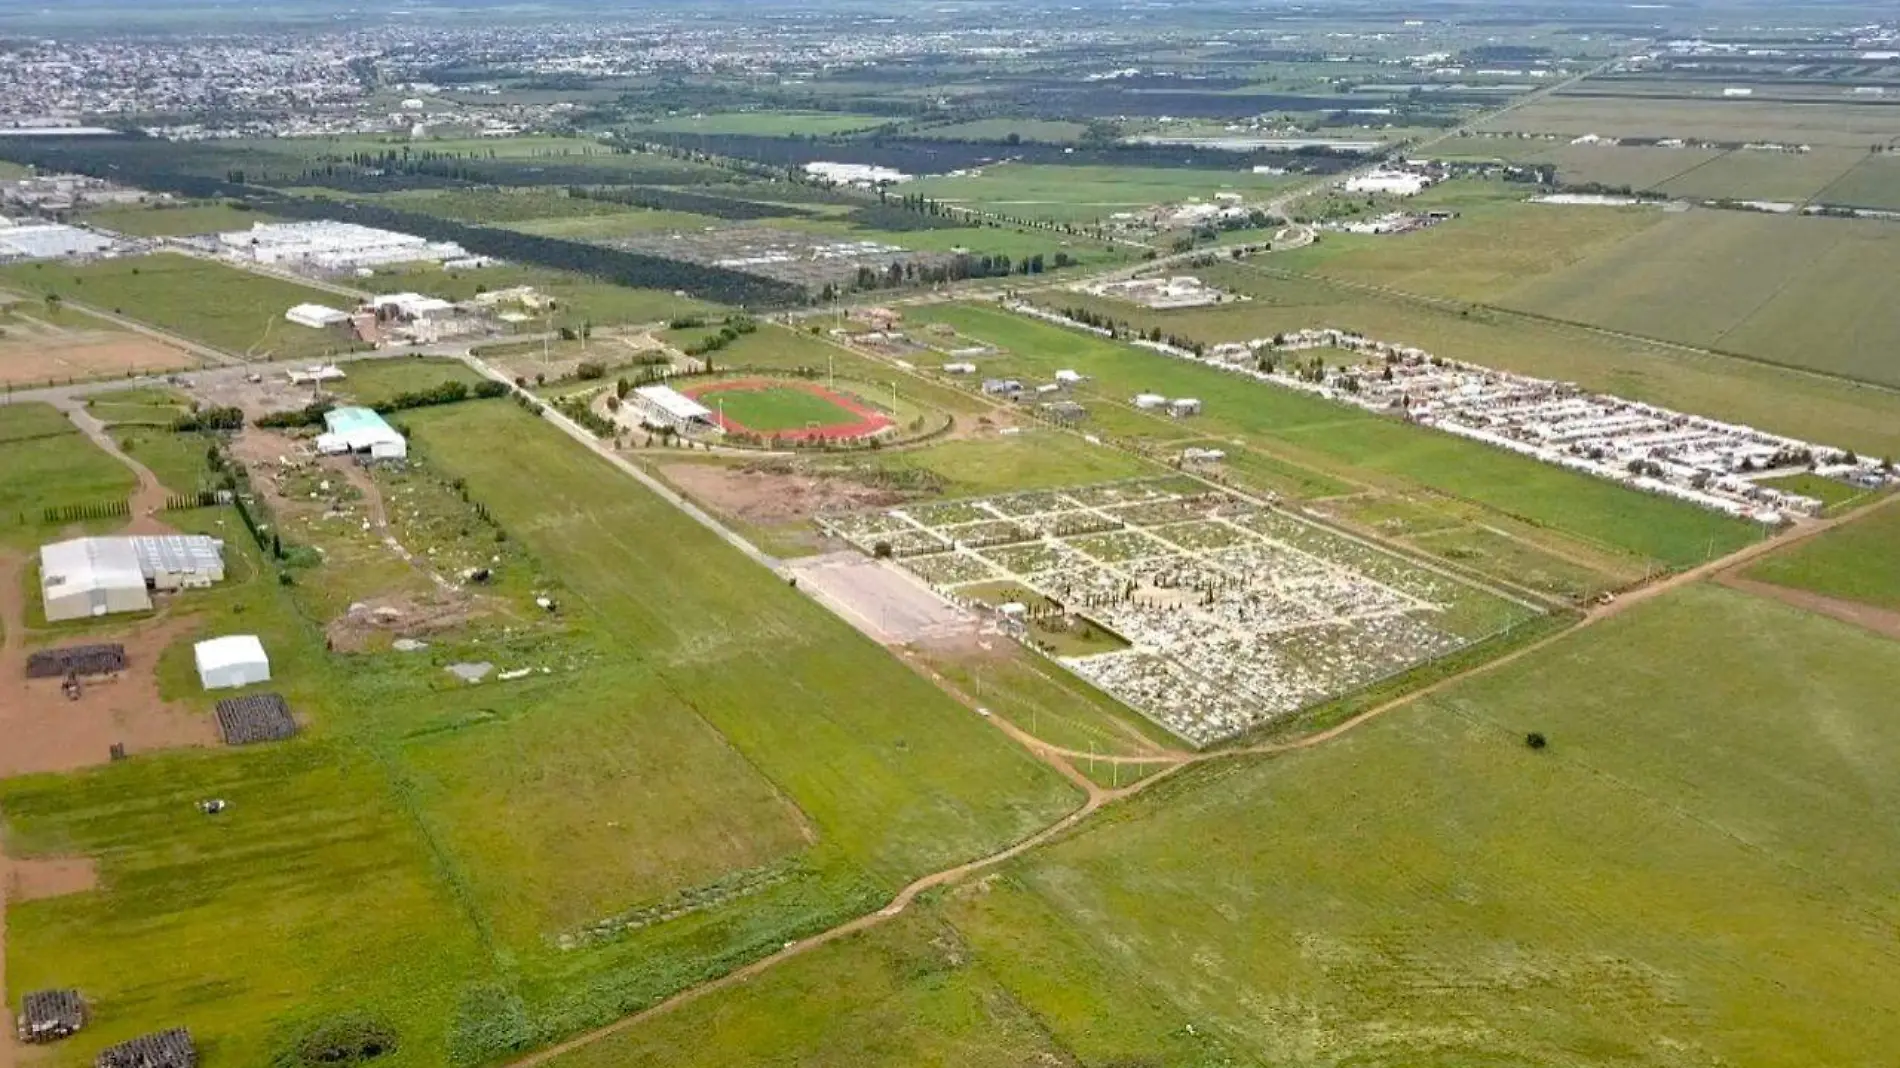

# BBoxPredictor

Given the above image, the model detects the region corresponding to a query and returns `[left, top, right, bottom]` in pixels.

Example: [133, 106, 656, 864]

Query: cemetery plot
[214, 693, 300, 746]
[822, 477, 1540, 745]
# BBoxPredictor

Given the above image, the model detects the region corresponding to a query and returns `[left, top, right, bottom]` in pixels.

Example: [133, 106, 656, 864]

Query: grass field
[367, 263, 711, 329]
[79, 201, 277, 237]
[839, 429, 1151, 497]
[1744, 501, 1900, 612]
[546, 581, 1900, 1067]
[333, 356, 489, 408]
[1502, 210, 1900, 388]
[905, 163, 1298, 223]
[0, 401, 136, 546]
[694, 382, 863, 433]
[1274, 182, 1666, 302]
[910, 304, 1760, 569]
[0, 253, 357, 361]
[909, 118, 1092, 143]
[1754, 471, 1879, 513]
[1654, 147, 1869, 204]
[1106, 262, 1900, 461]
[1479, 94, 1900, 151]
[633, 111, 890, 136]
[1816, 153, 1900, 211]
[372, 188, 647, 225]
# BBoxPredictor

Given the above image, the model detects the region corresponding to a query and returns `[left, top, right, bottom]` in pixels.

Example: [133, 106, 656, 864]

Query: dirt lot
[8, 856, 99, 902]
[788, 551, 977, 648]
[0, 333, 194, 388]
[661, 460, 910, 526]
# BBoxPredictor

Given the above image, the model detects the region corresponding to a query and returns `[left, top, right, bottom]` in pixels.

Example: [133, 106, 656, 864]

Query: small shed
[1170, 398, 1203, 417]
[193, 635, 271, 691]
[1132, 393, 1167, 410]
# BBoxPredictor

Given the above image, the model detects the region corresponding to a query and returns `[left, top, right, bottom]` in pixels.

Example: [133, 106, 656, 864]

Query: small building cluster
[1081, 275, 1241, 309]
[1, 172, 149, 214]
[1132, 393, 1202, 417]
[219, 220, 481, 271]
[1342, 167, 1436, 197]
[1201, 327, 1891, 521]
[285, 289, 498, 346]
[1324, 209, 1457, 236]
[38, 535, 226, 623]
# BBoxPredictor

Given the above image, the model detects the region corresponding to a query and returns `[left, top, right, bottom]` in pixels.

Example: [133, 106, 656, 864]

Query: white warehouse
[220, 220, 472, 270]
[39, 535, 226, 622]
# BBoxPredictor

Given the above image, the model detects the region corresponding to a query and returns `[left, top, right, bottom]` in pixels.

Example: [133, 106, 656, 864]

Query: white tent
[40, 537, 152, 622]
[194, 635, 271, 691]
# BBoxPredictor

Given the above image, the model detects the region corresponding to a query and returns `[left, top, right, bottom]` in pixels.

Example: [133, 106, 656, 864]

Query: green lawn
[693, 382, 862, 432]
[0, 253, 358, 361]
[910, 304, 1760, 569]
[846, 430, 1152, 497]
[0, 402, 136, 545]
[79, 201, 278, 237]
[331, 356, 488, 409]
[1755, 471, 1879, 514]
[1744, 501, 1900, 612]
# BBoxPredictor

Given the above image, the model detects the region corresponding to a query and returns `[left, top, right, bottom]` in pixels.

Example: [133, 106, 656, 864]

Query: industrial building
[1343, 168, 1434, 197]
[316, 406, 406, 459]
[193, 635, 271, 691]
[620, 384, 722, 434]
[38, 535, 226, 622]
[284, 303, 352, 330]
[0, 222, 116, 261]
[219, 220, 472, 270]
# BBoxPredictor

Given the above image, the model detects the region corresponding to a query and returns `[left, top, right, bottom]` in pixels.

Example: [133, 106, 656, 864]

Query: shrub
[447, 984, 534, 1067]
[272, 1013, 398, 1068]
[575, 360, 606, 381]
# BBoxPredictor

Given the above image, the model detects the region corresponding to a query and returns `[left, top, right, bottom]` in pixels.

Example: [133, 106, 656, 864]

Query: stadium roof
[634, 384, 714, 422]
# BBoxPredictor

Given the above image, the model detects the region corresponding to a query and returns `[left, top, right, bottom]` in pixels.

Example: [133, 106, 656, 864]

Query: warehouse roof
[633, 384, 714, 422]
[40, 537, 147, 598]
[132, 535, 224, 575]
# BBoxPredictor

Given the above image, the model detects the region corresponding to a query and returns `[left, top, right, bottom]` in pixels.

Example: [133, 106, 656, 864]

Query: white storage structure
[39, 538, 151, 621]
[194, 635, 271, 691]
[316, 406, 407, 460]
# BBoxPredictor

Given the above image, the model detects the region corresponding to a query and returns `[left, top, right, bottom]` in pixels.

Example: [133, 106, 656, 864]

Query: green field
[910, 118, 1092, 143]
[1479, 94, 1900, 151]
[1744, 501, 1900, 612]
[79, 201, 277, 237]
[547, 582, 1900, 1068]
[1655, 147, 1868, 204]
[2, 396, 1081, 1066]
[1502, 210, 1900, 387]
[633, 111, 890, 137]
[1816, 153, 1900, 211]
[0, 253, 357, 361]
[0, 401, 136, 546]
[331, 356, 489, 408]
[1275, 182, 1666, 302]
[910, 304, 1759, 569]
[844, 429, 1152, 497]
[905, 164, 1297, 223]
[692, 382, 863, 432]
[1755, 471, 1879, 513]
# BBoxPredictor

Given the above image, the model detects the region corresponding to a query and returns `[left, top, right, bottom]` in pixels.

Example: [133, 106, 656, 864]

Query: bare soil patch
[661, 460, 908, 526]
[0, 334, 193, 388]
[7, 857, 99, 902]
[1719, 574, 1900, 642]
[0, 616, 218, 779]
[325, 594, 480, 653]
[788, 551, 977, 648]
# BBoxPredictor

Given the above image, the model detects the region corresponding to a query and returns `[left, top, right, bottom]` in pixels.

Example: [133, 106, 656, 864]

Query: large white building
[219, 220, 472, 270]
[285, 303, 352, 330]
[0, 223, 116, 261]
[620, 384, 722, 434]
[39, 535, 225, 622]
[1343, 169, 1433, 197]
[316, 406, 407, 459]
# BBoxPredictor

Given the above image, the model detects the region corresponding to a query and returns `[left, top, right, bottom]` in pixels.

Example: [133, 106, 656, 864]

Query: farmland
[0, 253, 359, 361]
[904, 164, 1300, 223]
[545, 583, 1900, 1068]
[1477, 94, 1900, 151]
[78, 201, 277, 237]
[1744, 502, 1900, 613]
[907, 303, 1760, 570]
[1502, 210, 1900, 387]
[0, 402, 137, 546]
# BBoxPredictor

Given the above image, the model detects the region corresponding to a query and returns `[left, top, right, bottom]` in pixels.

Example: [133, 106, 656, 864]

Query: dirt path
[59, 401, 175, 533]
[0, 845, 12, 1068]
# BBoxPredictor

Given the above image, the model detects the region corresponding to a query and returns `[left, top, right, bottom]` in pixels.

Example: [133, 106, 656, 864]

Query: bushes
[272, 1014, 398, 1068]
[172, 405, 244, 432]
[253, 378, 504, 427]
[446, 984, 534, 1067]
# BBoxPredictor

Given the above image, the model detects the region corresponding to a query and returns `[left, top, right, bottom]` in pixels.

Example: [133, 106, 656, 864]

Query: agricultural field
[631, 111, 891, 136]
[907, 303, 1761, 571]
[1502, 210, 1900, 387]
[904, 164, 1300, 223]
[0, 292, 197, 388]
[0, 253, 359, 362]
[547, 582, 1900, 1068]
[1477, 94, 1900, 150]
[1064, 262, 1900, 461]
[1653, 147, 1869, 204]
[1743, 501, 1900, 614]
[1815, 153, 1900, 211]
[1275, 182, 1667, 302]
[79, 201, 277, 237]
[909, 118, 1093, 143]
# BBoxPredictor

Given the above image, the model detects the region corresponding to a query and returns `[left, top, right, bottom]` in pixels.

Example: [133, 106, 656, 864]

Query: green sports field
[693, 382, 865, 433]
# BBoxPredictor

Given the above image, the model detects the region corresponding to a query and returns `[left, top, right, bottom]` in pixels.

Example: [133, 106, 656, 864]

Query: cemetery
[822, 477, 1537, 744]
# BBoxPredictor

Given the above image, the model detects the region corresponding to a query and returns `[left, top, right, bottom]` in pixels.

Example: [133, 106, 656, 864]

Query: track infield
[682, 377, 894, 441]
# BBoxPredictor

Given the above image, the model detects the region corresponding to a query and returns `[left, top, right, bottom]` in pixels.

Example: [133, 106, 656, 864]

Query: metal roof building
[316, 406, 407, 459]
[37, 535, 226, 622]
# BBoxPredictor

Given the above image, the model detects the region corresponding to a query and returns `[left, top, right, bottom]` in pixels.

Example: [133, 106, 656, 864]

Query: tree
[872, 540, 894, 559]
[1525, 732, 1548, 750]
